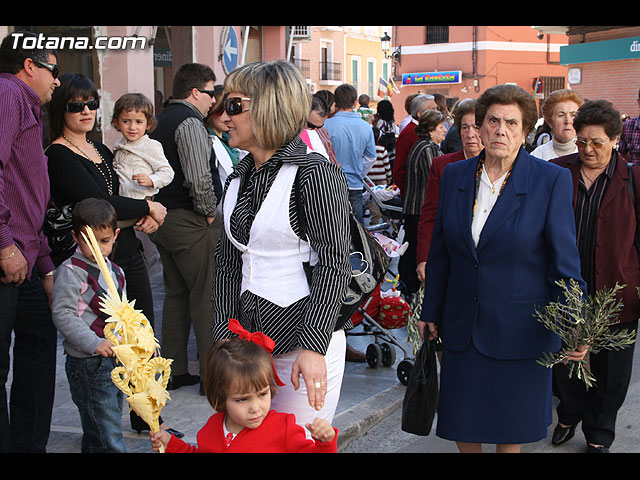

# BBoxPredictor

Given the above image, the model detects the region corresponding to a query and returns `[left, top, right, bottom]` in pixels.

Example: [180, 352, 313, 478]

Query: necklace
[580, 166, 603, 187]
[473, 156, 513, 218]
[485, 165, 512, 194]
[63, 135, 114, 195]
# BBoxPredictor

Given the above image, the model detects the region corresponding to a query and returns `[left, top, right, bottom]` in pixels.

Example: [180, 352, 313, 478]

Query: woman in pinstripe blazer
[211, 61, 352, 429]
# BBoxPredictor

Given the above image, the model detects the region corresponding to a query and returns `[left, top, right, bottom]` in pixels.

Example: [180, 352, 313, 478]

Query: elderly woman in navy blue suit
[420, 84, 588, 453]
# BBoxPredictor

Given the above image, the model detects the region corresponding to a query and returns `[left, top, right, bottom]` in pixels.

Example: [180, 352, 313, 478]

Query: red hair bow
[227, 318, 285, 386]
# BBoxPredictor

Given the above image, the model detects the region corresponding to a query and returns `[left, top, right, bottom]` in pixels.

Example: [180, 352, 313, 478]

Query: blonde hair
[223, 60, 311, 150]
[541, 89, 585, 125]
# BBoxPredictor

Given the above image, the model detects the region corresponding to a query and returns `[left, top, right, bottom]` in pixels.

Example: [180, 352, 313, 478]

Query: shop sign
[560, 36, 640, 65]
[402, 70, 461, 86]
[153, 47, 172, 67]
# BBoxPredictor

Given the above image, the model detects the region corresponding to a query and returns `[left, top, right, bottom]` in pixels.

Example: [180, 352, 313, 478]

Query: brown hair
[71, 197, 118, 235]
[452, 98, 477, 133]
[475, 84, 538, 135]
[541, 89, 584, 125]
[334, 83, 358, 111]
[111, 92, 157, 132]
[172, 62, 216, 100]
[204, 338, 278, 412]
[573, 99, 623, 139]
[415, 109, 445, 138]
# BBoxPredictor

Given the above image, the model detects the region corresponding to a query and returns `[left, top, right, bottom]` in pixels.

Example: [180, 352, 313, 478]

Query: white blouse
[471, 168, 509, 247]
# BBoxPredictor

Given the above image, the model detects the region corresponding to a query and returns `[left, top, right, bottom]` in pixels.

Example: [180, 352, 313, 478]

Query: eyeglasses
[224, 97, 251, 116]
[65, 99, 100, 113]
[307, 120, 324, 130]
[575, 138, 607, 149]
[33, 59, 59, 79]
[197, 88, 216, 98]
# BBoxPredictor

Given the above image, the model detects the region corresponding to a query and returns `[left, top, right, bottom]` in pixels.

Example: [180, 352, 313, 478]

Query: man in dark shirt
[0, 30, 60, 452]
[149, 63, 220, 393]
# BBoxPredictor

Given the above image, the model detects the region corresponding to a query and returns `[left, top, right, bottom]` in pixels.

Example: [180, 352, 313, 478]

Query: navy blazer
[420, 148, 586, 360]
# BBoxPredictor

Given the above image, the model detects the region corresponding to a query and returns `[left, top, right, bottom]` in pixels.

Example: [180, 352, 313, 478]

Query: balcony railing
[291, 58, 310, 78]
[320, 61, 341, 82]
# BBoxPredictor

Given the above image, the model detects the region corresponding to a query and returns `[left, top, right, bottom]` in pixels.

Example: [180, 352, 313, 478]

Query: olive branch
[535, 279, 636, 389]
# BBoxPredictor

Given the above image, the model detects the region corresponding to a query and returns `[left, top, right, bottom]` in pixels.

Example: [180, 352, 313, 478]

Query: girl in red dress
[150, 319, 337, 453]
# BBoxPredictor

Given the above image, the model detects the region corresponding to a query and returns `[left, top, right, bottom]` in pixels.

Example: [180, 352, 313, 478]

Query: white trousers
[271, 329, 346, 435]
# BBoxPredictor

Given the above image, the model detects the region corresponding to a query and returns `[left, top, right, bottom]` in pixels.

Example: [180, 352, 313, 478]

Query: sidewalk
[16, 259, 640, 453]
[38, 267, 411, 453]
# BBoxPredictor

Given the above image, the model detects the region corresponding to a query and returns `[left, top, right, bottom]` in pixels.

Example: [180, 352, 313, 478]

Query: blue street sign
[221, 27, 239, 74]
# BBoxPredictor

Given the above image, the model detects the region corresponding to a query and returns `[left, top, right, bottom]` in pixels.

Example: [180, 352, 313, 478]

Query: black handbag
[401, 339, 438, 436]
[294, 167, 389, 331]
[43, 202, 77, 264]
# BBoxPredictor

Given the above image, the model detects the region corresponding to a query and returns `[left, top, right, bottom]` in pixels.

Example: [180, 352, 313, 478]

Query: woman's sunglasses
[575, 138, 607, 149]
[224, 97, 251, 116]
[65, 99, 100, 113]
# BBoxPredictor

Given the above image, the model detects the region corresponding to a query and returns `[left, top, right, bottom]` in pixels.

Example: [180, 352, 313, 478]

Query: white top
[223, 163, 318, 308]
[210, 134, 234, 214]
[530, 137, 578, 161]
[299, 129, 329, 160]
[471, 168, 509, 248]
[112, 134, 174, 199]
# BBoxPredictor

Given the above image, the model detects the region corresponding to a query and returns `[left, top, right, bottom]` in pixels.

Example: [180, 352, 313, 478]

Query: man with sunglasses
[149, 63, 221, 394]
[0, 30, 60, 452]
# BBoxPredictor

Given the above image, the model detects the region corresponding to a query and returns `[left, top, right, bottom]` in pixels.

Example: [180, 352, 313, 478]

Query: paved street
[342, 345, 640, 454]
[13, 256, 412, 454]
[8, 246, 640, 454]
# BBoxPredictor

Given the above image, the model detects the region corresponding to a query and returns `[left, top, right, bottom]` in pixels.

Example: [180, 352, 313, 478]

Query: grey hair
[411, 94, 435, 118]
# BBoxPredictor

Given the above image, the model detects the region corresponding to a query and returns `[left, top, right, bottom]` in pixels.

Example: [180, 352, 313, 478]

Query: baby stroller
[363, 176, 403, 239]
[344, 177, 414, 384]
[347, 281, 415, 385]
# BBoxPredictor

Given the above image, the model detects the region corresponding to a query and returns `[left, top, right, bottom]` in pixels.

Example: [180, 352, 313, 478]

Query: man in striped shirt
[619, 89, 640, 165]
[0, 31, 60, 452]
[149, 63, 221, 394]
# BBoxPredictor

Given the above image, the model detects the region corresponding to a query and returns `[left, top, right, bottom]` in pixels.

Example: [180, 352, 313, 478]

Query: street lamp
[380, 32, 391, 58]
[380, 31, 400, 66]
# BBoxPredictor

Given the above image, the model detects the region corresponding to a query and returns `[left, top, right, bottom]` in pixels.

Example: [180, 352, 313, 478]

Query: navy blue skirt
[436, 340, 553, 444]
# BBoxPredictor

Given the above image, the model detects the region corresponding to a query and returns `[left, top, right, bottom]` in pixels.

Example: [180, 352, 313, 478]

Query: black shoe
[587, 444, 609, 453]
[167, 373, 200, 391]
[551, 423, 576, 445]
[130, 411, 151, 434]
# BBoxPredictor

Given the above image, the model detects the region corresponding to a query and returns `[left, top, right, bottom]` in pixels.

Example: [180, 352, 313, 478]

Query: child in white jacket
[111, 93, 174, 200]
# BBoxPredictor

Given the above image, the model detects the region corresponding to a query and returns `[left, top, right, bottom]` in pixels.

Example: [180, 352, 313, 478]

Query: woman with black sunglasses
[211, 61, 352, 432]
[44, 73, 182, 441]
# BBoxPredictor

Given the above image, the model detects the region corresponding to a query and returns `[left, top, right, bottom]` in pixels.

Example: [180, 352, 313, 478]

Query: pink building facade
[0, 25, 291, 146]
[389, 26, 570, 123]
